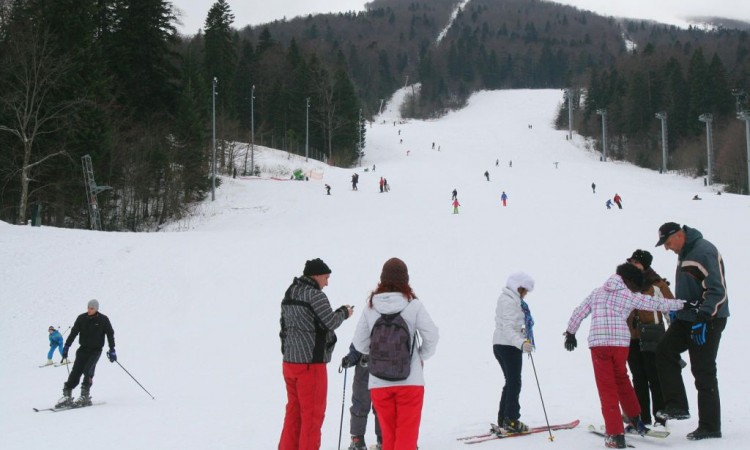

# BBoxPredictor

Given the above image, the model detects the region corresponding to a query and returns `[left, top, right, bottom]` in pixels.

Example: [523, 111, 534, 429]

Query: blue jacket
[674, 226, 730, 322]
[49, 330, 64, 347]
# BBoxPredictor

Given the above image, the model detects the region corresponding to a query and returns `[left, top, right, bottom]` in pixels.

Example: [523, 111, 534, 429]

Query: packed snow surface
[1, 89, 747, 449]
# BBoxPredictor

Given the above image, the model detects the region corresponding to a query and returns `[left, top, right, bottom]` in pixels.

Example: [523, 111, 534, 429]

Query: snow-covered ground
[1, 88, 748, 450]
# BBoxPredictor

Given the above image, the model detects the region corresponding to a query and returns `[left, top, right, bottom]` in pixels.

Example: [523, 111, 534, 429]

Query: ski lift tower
[81, 154, 111, 231]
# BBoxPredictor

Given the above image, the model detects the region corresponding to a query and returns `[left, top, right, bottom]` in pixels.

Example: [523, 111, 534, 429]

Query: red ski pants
[278, 362, 328, 450]
[590, 346, 641, 435]
[370, 386, 424, 450]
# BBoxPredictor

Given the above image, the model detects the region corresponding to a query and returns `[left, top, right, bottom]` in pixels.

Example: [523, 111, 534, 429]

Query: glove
[107, 348, 117, 363]
[682, 298, 702, 310]
[521, 341, 534, 353]
[340, 346, 361, 369]
[691, 322, 707, 345]
[62, 344, 69, 360]
[341, 355, 355, 369]
[564, 332, 577, 352]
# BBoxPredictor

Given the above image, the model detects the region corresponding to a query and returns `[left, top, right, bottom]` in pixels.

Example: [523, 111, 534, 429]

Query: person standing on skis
[46, 326, 64, 366]
[491, 272, 536, 435]
[564, 264, 686, 448]
[341, 344, 383, 450]
[57, 299, 116, 407]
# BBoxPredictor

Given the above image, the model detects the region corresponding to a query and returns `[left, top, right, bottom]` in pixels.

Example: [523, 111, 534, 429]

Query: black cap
[303, 258, 332, 276]
[628, 249, 653, 269]
[655, 222, 681, 247]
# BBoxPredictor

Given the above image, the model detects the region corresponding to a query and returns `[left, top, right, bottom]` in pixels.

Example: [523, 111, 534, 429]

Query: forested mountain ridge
[1, 0, 749, 231]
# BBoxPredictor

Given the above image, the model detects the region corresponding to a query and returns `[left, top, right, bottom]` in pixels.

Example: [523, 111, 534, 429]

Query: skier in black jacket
[56, 299, 116, 407]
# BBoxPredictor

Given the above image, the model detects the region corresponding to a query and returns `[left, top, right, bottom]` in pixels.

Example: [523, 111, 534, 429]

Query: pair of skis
[457, 419, 580, 444]
[587, 423, 670, 448]
[38, 361, 71, 368]
[33, 401, 105, 413]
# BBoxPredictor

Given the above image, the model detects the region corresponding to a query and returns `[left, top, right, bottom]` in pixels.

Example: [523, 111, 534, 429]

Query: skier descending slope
[56, 299, 116, 408]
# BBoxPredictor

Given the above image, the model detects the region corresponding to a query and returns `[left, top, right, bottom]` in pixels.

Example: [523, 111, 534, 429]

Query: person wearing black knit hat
[278, 259, 353, 450]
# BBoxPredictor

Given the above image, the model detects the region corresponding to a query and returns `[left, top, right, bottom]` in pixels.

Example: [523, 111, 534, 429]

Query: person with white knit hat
[491, 272, 536, 436]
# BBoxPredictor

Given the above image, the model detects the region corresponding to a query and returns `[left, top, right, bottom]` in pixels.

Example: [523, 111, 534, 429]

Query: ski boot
[43, 359, 54, 366]
[502, 418, 529, 434]
[604, 434, 627, 449]
[625, 416, 649, 436]
[55, 387, 73, 408]
[75, 385, 92, 407]
[348, 435, 366, 450]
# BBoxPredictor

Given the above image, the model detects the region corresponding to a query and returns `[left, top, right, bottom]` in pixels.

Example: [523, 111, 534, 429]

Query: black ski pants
[494, 344, 523, 423]
[656, 318, 726, 432]
[65, 347, 102, 391]
[627, 340, 663, 424]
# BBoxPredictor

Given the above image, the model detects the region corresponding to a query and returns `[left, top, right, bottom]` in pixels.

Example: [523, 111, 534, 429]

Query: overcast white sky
[171, 0, 750, 34]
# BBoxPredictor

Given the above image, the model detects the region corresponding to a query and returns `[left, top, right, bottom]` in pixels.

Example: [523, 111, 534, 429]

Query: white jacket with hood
[352, 292, 439, 389]
[493, 272, 534, 349]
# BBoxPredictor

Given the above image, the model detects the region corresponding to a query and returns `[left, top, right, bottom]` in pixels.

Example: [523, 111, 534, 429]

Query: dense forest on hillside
[1, 0, 749, 230]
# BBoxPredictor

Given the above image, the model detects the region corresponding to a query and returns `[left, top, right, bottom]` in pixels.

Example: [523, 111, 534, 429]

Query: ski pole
[337, 365, 348, 450]
[60, 326, 71, 337]
[115, 360, 155, 399]
[528, 352, 554, 441]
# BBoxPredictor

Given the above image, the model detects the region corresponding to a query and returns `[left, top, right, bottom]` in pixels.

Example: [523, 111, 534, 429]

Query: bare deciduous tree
[0, 26, 82, 224]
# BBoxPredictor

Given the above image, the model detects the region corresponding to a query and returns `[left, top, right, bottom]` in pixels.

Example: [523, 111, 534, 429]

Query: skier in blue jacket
[46, 326, 64, 365]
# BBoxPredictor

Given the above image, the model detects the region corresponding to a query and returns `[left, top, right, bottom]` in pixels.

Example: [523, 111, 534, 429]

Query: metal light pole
[655, 112, 668, 173]
[699, 113, 714, 185]
[596, 108, 607, 161]
[738, 110, 750, 194]
[211, 77, 217, 201]
[357, 108, 362, 166]
[567, 89, 573, 140]
[251, 84, 255, 176]
[305, 97, 310, 162]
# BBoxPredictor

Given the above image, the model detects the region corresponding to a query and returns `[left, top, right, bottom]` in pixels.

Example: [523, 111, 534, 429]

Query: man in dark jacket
[278, 258, 353, 450]
[57, 299, 116, 407]
[654, 223, 729, 440]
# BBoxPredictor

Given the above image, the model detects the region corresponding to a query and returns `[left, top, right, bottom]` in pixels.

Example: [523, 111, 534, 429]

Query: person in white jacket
[352, 258, 439, 450]
[492, 272, 536, 435]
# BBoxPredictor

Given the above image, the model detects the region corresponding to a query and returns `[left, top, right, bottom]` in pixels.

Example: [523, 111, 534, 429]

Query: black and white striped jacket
[279, 276, 347, 363]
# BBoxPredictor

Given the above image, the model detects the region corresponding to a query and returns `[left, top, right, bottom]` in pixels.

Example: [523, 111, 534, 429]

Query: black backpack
[368, 312, 415, 381]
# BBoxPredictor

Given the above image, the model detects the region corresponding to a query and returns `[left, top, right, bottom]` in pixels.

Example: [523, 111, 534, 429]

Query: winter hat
[628, 249, 653, 269]
[616, 263, 645, 291]
[380, 258, 409, 285]
[48, 326, 55, 331]
[655, 222, 681, 246]
[303, 258, 332, 277]
[506, 272, 535, 293]
[87, 299, 99, 311]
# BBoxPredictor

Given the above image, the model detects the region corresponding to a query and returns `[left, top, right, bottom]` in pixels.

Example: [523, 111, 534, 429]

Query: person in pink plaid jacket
[564, 263, 686, 449]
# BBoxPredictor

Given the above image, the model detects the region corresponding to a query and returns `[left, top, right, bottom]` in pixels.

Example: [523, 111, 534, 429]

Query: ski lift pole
[528, 351, 554, 441]
[115, 361, 155, 399]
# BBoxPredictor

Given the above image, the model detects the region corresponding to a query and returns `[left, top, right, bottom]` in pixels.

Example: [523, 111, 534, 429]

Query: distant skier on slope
[484, 171, 490, 181]
[45, 326, 64, 366]
[606, 199, 613, 209]
[452, 189, 458, 201]
[501, 191, 508, 207]
[614, 193, 623, 209]
[452, 198, 460, 214]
